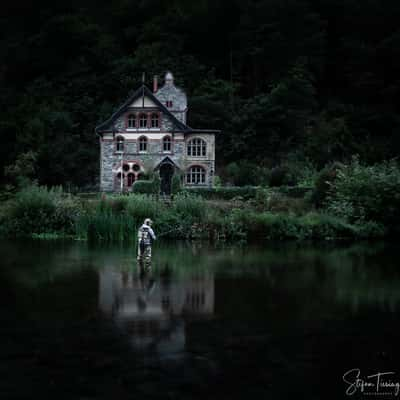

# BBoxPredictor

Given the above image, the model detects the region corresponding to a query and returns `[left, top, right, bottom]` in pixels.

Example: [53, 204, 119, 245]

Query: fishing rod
[157, 225, 184, 238]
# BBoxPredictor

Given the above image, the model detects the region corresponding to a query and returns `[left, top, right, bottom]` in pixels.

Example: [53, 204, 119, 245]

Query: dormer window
[116, 136, 124, 152]
[151, 113, 159, 128]
[127, 114, 136, 128]
[139, 113, 147, 128]
[166, 100, 173, 108]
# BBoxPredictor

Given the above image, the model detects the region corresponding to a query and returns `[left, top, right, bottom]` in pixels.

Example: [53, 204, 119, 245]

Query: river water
[1, 239, 400, 399]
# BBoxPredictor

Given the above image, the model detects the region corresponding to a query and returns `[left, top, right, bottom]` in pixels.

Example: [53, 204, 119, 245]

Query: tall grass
[1, 186, 387, 242]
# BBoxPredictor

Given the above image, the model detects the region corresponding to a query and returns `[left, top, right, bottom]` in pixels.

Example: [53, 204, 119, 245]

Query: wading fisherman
[137, 218, 156, 265]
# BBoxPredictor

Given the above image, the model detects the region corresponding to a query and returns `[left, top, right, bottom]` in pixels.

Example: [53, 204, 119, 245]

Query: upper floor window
[151, 113, 159, 128]
[139, 136, 148, 152]
[163, 136, 172, 152]
[166, 100, 173, 108]
[127, 114, 136, 128]
[116, 136, 124, 152]
[139, 113, 147, 128]
[186, 166, 206, 184]
[187, 138, 206, 157]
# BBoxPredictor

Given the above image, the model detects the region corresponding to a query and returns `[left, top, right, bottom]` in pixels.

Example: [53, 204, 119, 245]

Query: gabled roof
[154, 156, 181, 170]
[95, 85, 190, 134]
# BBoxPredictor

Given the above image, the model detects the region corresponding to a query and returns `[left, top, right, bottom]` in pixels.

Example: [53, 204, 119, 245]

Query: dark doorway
[159, 163, 174, 195]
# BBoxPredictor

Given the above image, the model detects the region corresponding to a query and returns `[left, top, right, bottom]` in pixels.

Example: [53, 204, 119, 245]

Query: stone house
[96, 72, 219, 194]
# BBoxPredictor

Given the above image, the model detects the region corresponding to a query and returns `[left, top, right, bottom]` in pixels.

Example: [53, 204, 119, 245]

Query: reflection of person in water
[136, 261, 156, 313]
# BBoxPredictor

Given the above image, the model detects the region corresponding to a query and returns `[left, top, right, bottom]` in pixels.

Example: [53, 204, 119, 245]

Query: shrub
[223, 161, 269, 186]
[269, 166, 294, 187]
[4, 185, 78, 236]
[132, 181, 155, 194]
[152, 174, 161, 194]
[326, 157, 400, 232]
[229, 209, 359, 241]
[171, 173, 182, 195]
[311, 162, 341, 207]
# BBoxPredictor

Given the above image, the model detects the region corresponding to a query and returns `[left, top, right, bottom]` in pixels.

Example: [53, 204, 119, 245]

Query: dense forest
[1, 0, 400, 189]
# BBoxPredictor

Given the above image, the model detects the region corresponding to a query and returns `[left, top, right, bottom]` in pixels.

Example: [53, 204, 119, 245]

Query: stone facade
[96, 72, 219, 194]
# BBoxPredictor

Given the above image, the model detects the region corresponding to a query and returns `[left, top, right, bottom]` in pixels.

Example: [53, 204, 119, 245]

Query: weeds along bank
[0, 182, 396, 243]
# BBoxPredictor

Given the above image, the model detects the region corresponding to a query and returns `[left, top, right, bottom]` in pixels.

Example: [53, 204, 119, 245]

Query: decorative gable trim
[95, 85, 190, 135]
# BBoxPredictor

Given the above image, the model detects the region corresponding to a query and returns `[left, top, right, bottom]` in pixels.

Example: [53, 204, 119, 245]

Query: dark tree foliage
[1, 0, 399, 187]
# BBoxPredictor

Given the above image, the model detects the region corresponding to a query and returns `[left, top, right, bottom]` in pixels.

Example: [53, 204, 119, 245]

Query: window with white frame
[151, 113, 159, 128]
[139, 113, 147, 128]
[163, 136, 172, 152]
[187, 138, 206, 157]
[116, 136, 124, 152]
[139, 136, 148, 152]
[186, 166, 206, 184]
[127, 114, 136, 128]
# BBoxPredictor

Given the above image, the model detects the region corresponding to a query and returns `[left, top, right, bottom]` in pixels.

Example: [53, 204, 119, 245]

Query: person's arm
[149, 227, 156, 240]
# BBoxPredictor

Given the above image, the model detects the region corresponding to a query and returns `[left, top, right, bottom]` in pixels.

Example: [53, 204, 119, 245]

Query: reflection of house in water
[99, 268, 214, 356]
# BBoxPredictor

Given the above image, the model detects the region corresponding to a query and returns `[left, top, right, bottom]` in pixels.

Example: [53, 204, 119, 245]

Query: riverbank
[0, 184, 388, 242]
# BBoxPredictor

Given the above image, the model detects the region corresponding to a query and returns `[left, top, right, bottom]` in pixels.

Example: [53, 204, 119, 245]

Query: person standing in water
[137, 218, 156, 266]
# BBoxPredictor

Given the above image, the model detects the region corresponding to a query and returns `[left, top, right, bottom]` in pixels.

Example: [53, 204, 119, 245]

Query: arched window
[116, 136, 124, 152]
[127, 173, 135, 187]
[127, 114, 136, 128]
[163, 136, 172, 152]
[186, 166, 206, 184]
[187, 138, 206, 157]
[139, 136, 148, 152]
[139, 113, 147, 128]
[151, 113, 159, 128]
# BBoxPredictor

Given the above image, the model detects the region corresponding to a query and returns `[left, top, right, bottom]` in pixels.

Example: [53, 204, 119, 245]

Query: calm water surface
[1, 240, 400, 399]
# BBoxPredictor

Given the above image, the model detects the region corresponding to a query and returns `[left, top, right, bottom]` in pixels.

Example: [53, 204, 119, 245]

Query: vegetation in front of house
[0, 158, 398, 242]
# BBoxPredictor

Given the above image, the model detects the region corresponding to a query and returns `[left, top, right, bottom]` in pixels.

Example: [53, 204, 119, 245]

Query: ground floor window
[186, 166, 206, 184]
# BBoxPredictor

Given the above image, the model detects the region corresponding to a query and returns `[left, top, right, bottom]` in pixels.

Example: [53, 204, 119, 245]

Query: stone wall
[155, 82, 187, 124]
[100, 133, 215, 192]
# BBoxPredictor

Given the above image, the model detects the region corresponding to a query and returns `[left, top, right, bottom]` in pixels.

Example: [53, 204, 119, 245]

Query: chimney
[153, 75, 158, 93]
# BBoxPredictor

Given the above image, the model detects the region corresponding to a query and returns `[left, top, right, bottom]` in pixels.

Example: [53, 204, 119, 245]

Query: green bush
[269, 166, 293, 187]
[132, 176, 161, 195]
[229, 209, 359, 241]
[4, 185, 78, 236]
[326, 157, 400, 232]
[312, 162, 341, 207]
[171, 173, 182, 195]
[223, 161, 269, 186]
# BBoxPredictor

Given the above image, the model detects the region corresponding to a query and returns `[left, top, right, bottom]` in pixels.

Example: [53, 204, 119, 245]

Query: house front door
[159, 163, 174, 195]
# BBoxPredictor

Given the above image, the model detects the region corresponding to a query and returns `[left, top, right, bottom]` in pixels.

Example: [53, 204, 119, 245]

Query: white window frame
[187, 138, 206, 157]
[186, 166, 206, 184]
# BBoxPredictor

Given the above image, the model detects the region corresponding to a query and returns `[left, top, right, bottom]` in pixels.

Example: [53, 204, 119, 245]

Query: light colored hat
[144, 218, 153, 225]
